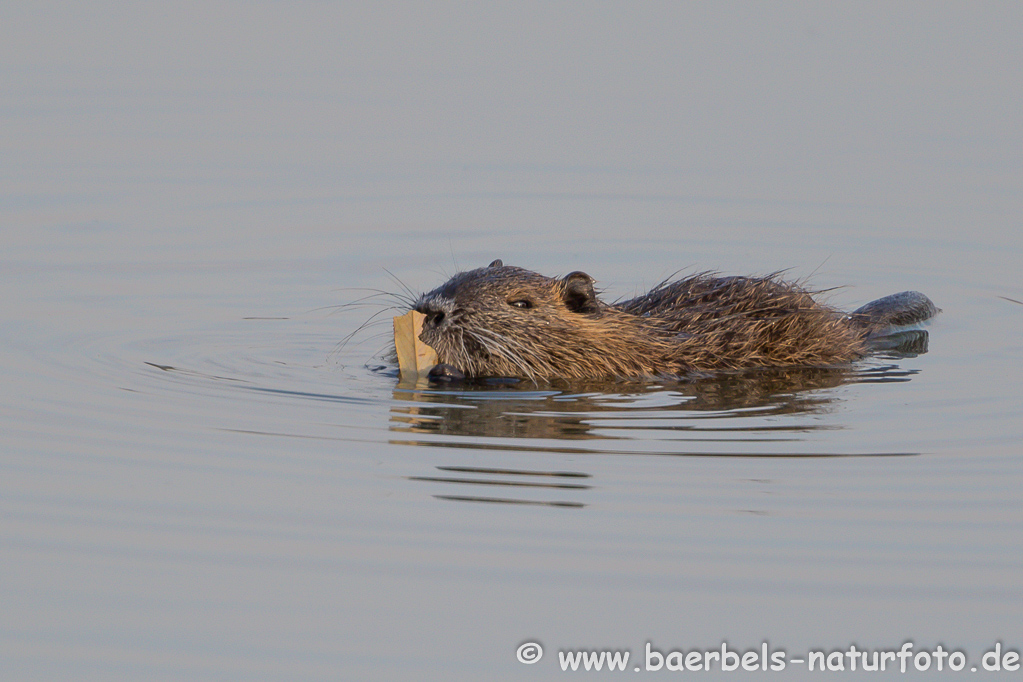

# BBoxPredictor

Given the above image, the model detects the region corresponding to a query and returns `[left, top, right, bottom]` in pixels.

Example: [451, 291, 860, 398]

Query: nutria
[409, 260, 938, 381]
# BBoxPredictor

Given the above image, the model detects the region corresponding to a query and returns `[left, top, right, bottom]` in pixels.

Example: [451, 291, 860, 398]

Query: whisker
[316, 288, 416, 312]
[466, 328, 538, 382]
[333, 307, 400, 355]
[382, 268, 419, 306]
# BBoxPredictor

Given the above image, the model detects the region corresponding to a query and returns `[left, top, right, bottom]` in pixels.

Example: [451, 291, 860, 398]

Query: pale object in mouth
[393, 310, 439, 379]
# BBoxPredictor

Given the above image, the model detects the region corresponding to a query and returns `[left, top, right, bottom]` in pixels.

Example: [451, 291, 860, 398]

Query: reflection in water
[411, 465, 591, 508]
[866, 328, 930, 355]
[390, 344, 927, 506]
[411, 465, 591, 489]
[390, 365, 922, 439]
[433, 495, 585, 508]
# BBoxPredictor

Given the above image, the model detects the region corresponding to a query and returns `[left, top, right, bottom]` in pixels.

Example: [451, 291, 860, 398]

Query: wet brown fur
[411, 262, 935, 381]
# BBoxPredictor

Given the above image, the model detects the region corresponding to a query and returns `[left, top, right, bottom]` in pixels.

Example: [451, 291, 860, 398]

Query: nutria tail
[850, 291, 940, 336]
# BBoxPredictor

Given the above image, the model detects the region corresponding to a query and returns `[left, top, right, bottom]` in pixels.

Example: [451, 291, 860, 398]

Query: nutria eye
[508, 299, 533, 309]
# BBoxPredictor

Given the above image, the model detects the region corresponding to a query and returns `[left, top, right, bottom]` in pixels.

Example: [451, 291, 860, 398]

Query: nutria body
[410, 260, 938, 381]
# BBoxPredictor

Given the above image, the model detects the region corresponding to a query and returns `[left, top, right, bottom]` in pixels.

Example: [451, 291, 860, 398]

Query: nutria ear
[562, 271, 598, 313]
[488, 259, 503, 268]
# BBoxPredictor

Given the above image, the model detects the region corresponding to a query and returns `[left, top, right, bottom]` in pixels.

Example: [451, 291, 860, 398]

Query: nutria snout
[409, 259, 938, 381]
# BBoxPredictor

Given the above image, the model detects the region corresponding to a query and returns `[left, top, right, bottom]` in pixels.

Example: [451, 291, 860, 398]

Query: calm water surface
[2, 4, 1021, 680]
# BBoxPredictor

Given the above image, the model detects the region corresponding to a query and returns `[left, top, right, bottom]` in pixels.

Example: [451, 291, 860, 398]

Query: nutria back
[410, 260, 937, 381]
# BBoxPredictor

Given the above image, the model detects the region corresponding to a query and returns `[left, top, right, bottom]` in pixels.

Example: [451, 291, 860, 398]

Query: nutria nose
[415, 303, 446, 328]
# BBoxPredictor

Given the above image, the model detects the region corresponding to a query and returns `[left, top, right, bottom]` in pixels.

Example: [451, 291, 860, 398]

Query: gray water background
[2, 3, 1021, 680]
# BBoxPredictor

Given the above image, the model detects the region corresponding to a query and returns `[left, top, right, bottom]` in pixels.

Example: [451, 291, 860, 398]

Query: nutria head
[413, 260, 670, 380]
